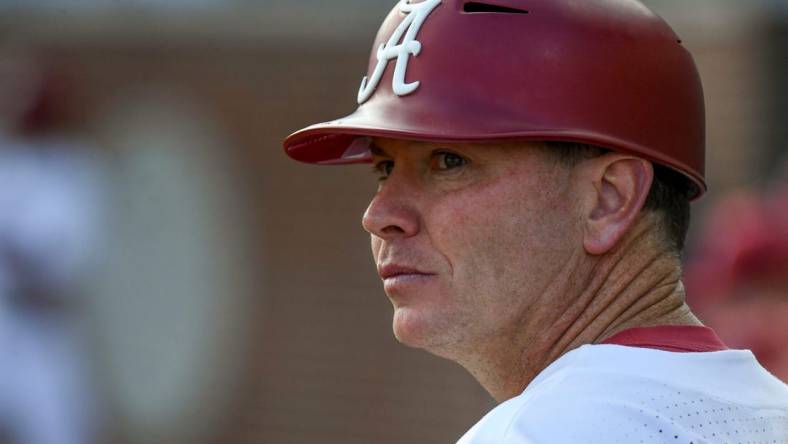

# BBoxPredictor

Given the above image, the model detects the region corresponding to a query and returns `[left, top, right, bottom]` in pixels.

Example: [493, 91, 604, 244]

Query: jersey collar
[600, 325, 729, 352]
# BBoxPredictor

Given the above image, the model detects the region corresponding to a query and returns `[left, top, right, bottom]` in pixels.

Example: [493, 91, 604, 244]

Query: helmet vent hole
[462, 2, 529, 14]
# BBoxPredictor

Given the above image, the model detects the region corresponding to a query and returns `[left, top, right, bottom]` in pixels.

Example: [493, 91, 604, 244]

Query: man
[283, 0, 788, 442]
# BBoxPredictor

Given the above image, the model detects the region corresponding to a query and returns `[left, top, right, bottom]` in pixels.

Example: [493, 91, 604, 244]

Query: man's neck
[459, 223, 702, 403]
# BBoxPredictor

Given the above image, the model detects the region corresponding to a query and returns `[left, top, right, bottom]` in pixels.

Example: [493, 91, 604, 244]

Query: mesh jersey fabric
[456, 344, 788, 444]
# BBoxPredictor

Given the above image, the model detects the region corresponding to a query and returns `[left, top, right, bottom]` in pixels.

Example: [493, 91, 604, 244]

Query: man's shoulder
[458, 356, 665, 443]
[458, 345, 651, 443]
[457, 344, 788, 444]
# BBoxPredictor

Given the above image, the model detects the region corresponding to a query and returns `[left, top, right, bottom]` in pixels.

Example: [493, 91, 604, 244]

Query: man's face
[362, 138, 582, 359]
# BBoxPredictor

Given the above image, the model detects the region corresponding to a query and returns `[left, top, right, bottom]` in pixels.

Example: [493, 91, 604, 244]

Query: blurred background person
[0, 48, 104, 444]
[685, 164, 788, 382]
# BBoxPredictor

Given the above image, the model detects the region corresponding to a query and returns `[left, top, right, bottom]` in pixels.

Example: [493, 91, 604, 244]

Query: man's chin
[392, 307, 433, 345]
[391, 307, 457, 358]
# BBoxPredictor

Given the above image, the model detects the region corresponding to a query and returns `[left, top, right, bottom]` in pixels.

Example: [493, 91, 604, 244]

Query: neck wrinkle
[540, 221, 697, 392]
[538, 249, 612, 371]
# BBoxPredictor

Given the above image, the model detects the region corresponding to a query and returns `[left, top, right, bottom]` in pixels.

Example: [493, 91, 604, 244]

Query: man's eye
[373, 160, 394, 180]
[435, 152, 467, 170]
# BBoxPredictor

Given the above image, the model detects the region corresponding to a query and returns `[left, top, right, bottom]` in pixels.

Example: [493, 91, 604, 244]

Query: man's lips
[377, 264, 437, 292]
[378, 264, 435, 280]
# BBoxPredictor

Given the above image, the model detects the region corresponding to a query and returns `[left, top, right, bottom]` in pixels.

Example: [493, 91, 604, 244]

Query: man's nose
[362, 182, 420, 240]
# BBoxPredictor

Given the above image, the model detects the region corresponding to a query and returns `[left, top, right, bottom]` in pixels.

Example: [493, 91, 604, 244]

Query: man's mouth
[378, 264, 434, 280]
[377, 264, 437, 293]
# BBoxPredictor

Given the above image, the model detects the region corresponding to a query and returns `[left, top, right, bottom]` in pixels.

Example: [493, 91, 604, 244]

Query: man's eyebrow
[369, 142, 390, 157]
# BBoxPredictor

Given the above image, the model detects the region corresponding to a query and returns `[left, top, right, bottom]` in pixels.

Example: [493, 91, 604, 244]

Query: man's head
[283, 0, 706, 365]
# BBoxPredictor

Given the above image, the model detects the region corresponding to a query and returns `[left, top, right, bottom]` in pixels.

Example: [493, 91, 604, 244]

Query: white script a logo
[357, 0, 442, 104]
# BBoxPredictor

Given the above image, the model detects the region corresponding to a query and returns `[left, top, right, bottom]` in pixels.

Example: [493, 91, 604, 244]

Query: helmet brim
[283, 110, 707, 200]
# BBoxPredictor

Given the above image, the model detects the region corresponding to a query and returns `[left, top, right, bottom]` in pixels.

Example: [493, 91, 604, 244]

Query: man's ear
[579, 154, 654, 255]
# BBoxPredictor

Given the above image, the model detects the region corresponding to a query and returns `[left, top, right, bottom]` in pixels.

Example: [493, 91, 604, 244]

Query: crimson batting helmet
[283, 0, 707, 198]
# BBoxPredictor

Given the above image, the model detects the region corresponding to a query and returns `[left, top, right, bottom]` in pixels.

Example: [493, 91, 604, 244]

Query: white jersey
[458, 344, 788, 444]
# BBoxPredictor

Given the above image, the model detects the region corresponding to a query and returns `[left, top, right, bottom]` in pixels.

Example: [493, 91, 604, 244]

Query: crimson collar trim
[600, 325, 729, 352]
